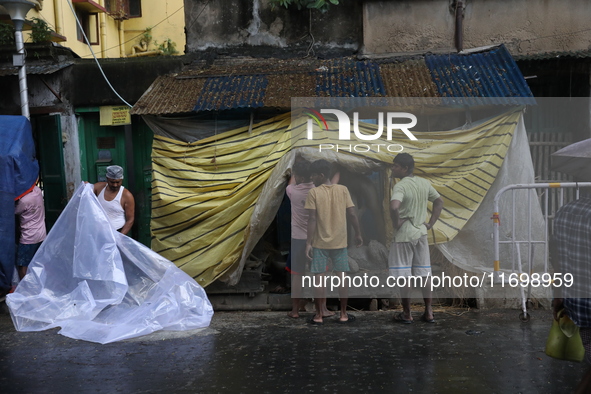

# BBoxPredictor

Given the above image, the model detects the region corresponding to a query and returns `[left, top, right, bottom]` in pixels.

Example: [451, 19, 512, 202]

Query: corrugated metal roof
[380, 59, 439, 97]
[425, 46, 534, 104]
[313, 58, 386, 97]
[131, 75, 205, 115]
[131, 44, 533, 115]
[194, 74, 269, 111]
[0, 61, 73, 77]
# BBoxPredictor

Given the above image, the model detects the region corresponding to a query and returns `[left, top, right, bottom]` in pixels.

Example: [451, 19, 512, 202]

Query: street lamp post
[0, 0, 35, 119]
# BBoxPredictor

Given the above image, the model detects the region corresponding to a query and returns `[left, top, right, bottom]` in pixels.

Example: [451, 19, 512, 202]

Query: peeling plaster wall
[27, 74, 65, 109]
[363, 1, 455, 54]
[363, 0, 591, 56]
[0, 74, 80, 199]
[184, 0, 361, 53]
[0, 68, 79, 196]
[62, 114, 82, 199]
[462, 0, 591, 55]
[20, 72, 81, 199]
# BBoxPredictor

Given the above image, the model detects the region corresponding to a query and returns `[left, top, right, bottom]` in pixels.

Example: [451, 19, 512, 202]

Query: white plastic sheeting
[7, 183, 213, 344]
[437, 115, 546, 274]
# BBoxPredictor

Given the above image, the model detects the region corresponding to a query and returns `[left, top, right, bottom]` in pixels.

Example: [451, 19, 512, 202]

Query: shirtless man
[93, 165, 135, 236]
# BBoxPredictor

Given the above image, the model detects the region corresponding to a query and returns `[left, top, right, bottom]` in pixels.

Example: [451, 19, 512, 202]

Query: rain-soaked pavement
[0, 305, 587, 393]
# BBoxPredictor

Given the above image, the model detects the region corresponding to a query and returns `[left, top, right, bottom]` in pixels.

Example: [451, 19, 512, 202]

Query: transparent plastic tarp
[7, 183, 213, 344]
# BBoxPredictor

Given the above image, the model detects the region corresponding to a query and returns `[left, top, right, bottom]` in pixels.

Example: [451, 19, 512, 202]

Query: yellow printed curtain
[151, 110, 521, 287]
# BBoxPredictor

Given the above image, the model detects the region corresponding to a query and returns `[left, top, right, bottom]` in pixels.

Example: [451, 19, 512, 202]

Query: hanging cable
[66, 0, 132, 107]
[186, 0, 212, 31]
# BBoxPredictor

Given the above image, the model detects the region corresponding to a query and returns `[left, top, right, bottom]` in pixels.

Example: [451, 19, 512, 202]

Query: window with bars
[105, 0, 142, 19]
[129, 0, 142, 18]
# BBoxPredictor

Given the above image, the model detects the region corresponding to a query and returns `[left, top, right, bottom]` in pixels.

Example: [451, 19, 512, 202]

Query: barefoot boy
[305, 160, 363, 324]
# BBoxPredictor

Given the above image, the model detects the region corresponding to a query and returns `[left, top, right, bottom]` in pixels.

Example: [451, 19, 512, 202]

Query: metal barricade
[492, 182, 591, 321]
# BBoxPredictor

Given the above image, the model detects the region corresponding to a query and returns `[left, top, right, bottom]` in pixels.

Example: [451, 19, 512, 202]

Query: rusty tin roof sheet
[131, 45, 533, 115]
[0, 61, 73, 77]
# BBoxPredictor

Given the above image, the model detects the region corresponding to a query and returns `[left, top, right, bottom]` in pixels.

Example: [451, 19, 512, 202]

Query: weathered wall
[0, 44, 185, 200]
[363, 0, 591, 56]
[68, 56, 185, 106]
[61, 114, 82, 198]
[0, 45, 184, 110]
[363, 0, 454, 54]
[17, 0, 186, 58]
[0, 47, 74, 119]
[124, 0, 187, 56]
[184, 0, 361, 55]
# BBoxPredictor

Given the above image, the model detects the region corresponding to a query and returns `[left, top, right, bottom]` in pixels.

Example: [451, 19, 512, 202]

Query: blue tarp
[0, 116, 39, 291]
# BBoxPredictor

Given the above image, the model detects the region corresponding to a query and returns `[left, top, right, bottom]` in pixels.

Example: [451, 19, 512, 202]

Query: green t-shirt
[391, 176, 440, 242]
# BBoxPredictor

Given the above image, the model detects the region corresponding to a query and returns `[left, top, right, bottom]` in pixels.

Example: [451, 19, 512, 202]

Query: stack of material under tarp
[7, 183, 213, 344]
[0, 116, 39, 293]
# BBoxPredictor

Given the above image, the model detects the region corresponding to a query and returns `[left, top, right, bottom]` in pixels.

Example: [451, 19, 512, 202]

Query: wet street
[0, 306, 587, 393]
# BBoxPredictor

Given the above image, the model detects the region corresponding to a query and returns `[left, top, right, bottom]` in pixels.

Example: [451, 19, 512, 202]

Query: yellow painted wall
[14, 0, 185, 58]
[124, 1, 186, 56]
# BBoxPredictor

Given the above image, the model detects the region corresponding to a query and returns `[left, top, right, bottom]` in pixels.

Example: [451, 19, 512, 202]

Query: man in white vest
[93, 165, 135, 236]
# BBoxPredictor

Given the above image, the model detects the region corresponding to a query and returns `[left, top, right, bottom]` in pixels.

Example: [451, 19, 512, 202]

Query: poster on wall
[100, 106, 131, 126]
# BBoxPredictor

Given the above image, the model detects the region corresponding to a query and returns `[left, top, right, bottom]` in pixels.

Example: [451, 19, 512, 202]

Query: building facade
[0, 0, 186, 58]
[0, 1, 188, 245]
[2, 0, 590, 266]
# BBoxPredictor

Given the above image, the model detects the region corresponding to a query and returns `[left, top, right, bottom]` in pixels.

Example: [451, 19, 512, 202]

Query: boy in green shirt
[389, 153, 444, 324]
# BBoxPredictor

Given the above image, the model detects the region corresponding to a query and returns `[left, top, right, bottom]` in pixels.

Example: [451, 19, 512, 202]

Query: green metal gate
[33, 114, 67, 232]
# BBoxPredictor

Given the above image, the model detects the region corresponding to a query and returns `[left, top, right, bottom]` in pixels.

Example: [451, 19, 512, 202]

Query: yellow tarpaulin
[151, 110, 522, 287]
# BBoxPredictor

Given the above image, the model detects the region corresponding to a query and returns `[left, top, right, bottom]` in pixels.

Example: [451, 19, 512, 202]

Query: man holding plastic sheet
[552, 192, 591, 393]
[92, 165, 135, 236]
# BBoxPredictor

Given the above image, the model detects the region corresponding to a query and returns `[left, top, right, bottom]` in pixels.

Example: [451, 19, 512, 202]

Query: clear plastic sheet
[6, 183, 214, 344]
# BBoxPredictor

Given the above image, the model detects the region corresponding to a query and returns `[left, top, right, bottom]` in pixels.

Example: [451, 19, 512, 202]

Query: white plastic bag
[7, 183, 213, 344]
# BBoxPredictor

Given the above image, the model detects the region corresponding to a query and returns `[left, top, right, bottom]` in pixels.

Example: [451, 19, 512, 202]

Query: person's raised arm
[331, 171, 340, 184]
[288, 173, 296, 186]
[92, 182, 106, 196]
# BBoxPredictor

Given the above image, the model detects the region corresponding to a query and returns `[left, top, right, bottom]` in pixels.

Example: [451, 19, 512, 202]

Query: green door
[78, 110, 153, 247]
[33, 115, 67, 232]
[79, 112, 128, 183]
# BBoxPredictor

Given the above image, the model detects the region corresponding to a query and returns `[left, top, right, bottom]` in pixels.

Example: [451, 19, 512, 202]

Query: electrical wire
[185, 0, 212, 32]
[66, 0, 132, 107]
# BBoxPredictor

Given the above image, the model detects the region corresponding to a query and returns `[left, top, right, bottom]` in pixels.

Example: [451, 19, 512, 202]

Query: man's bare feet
[338, 312, 356, 323]
[307, 314, 323, 325]
[287, 311, 300, 318]
[321, 308, 335, 318]
[421, 307, 435, 323]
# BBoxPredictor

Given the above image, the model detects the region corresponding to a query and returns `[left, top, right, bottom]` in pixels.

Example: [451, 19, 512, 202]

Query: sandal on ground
[420, 314, 436, 323]
[394, 312, 413, 324]
[336, 313, 356, 324]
